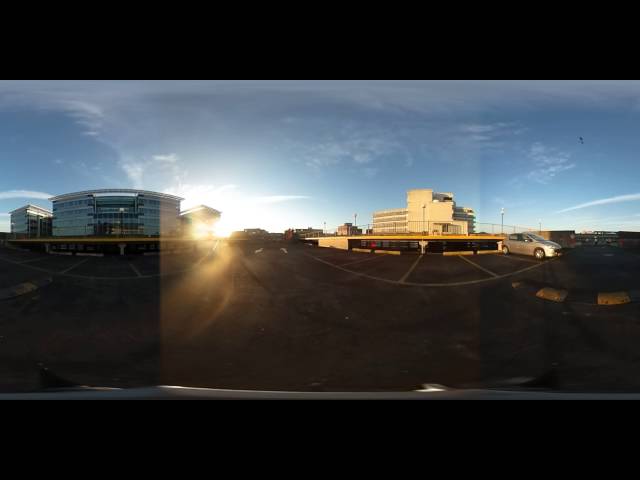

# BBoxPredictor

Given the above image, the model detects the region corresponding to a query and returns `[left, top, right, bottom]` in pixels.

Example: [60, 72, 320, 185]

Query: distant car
[502, 233, 562, 260]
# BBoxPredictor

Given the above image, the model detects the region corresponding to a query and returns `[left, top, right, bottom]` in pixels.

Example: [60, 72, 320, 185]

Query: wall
[318, 236, 350, 250]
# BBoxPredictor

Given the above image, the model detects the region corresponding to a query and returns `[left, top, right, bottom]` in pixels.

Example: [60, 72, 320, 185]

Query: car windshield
[1, 80, 640, 396]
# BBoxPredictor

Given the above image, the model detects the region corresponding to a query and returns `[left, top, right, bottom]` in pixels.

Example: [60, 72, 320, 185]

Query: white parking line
[457, 255, 498, 278]
[308, 253, 552, 287]
[399, 255, 423, 283]
[341, 255, 385, 267]
[60, 257, 90, 275]
[255, 248, 263, 254]
[18, 257, 48, 264]
[498, 254, 538, 264]
[129, 262, 142, 277]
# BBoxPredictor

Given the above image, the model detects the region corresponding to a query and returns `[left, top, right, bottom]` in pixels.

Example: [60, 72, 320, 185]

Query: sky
[2, 80, 640, 234]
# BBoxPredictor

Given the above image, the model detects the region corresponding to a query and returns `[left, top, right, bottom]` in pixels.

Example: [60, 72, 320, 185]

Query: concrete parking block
[0, 277, 52, 301]
[536, 287, 568, 303]
[597, 291, 631, 306]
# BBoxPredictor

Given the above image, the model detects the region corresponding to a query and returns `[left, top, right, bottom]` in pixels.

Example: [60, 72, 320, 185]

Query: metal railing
[303, 221, 470, 237]
[301, 221, 539, 238]
[474, 223, 538, 235]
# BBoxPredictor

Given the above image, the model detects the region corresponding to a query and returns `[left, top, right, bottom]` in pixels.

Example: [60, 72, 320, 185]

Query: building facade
[179, 205, 221, 238]
[9, 204, 53, 238]
[50, 189, 183, 237]
[372, 189, 475, 235]
[294, 227, 324, 237]
[453, 206, 476, 234]
[337, 223, 363, 236]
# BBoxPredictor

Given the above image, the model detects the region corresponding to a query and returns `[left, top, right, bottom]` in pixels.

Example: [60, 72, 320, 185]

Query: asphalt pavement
[1, 242, 640, 392]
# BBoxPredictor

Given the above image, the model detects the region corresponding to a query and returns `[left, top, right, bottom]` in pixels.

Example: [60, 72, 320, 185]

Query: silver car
[502, 233, 562, 260]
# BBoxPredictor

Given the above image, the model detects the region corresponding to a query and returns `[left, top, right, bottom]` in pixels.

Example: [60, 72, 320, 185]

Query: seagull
[579, 137, 584, 144]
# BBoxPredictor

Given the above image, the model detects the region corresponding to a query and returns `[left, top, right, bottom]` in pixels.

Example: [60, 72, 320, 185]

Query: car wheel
[502, 246, 509, 255]
[534, 248, 545, 260]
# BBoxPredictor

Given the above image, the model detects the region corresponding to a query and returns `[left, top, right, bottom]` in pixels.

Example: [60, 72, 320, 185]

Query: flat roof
[49, 189, 184, 202]
[179, 205, 222, 216]
[8, 204, 53, 215]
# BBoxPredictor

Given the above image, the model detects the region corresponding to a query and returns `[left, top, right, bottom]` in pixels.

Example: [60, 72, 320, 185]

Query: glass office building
[50, 189, 184, 237]
[9, 204, 53, 237]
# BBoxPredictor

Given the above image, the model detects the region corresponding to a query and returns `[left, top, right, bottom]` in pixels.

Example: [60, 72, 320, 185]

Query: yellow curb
[477, 250, 500, 255]
[443, 251, 474, 256]
[352, 248, 372, 253]
[597, 291, 631, 305]
[374, 250, 401, 255]
[536, 287, 568, 303]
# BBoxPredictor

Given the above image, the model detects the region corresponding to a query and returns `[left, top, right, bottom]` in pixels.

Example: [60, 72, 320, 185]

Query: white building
[372, 189, 475, 235]
[9, 204, 53, 237]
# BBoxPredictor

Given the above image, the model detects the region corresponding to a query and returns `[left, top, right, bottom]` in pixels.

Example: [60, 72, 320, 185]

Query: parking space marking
[129, 263, 143, 277]
[497, 254, 538, 264]
[18, 256, 49, 264]
[59, 257, 91, 275]
[399, 255, 423, 283]
[457, 255, 498, 278]
[309, 253, 551, 287]
[0, 251, 209, 281]
[341, 255, 386, 267]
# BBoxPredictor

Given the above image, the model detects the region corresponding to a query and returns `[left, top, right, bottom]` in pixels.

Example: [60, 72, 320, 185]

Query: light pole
[323, 221, 326, 236]
[539, 219, 542, 234]
[354, 213, 357, 235]
[501, 208, 505, 234]
[422, 204, 426, 235]
[119, 208, 125, 237]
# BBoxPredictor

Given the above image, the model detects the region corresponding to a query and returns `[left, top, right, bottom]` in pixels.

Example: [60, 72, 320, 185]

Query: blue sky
[2, 80, 640, 233]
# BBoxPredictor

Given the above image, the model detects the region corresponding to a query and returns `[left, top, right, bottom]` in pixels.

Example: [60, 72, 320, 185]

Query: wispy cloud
[525, 142, 575, 184]
[152, 153, 179, 163]
[119, 153, 186, 189]
[119, 162, 145, 189]
[556, 193, 640, 213]
[255, 195, 310, 204]
[0, 190, 53, 200]
[302, 135, 400, 170]
[460, 122, 514, 134]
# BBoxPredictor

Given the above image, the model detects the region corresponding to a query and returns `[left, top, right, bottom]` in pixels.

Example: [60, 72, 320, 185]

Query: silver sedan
[502, 233, 562, 260]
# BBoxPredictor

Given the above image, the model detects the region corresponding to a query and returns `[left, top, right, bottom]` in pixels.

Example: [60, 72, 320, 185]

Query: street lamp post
[119, 208, 125, 237]
[501, 208, 505, 234]
[539, 219, 542, 234]
[354, 213, 357, 235]
[422, 204, 426, 235]
[323, 221, 326, 236]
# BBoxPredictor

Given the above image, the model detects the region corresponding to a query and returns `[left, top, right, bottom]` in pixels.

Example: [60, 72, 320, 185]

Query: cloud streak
[524, 142, 575, 184]
[0, 190, 53, 200]
[556, 193, 640, 213]
[255, 195, 310, 204]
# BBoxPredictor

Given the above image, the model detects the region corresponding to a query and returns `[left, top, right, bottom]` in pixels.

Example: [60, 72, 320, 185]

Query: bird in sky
[579, 136, 584, 144]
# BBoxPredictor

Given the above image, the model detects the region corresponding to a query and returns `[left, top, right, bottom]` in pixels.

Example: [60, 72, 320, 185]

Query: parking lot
[2, 241, 640, 392]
